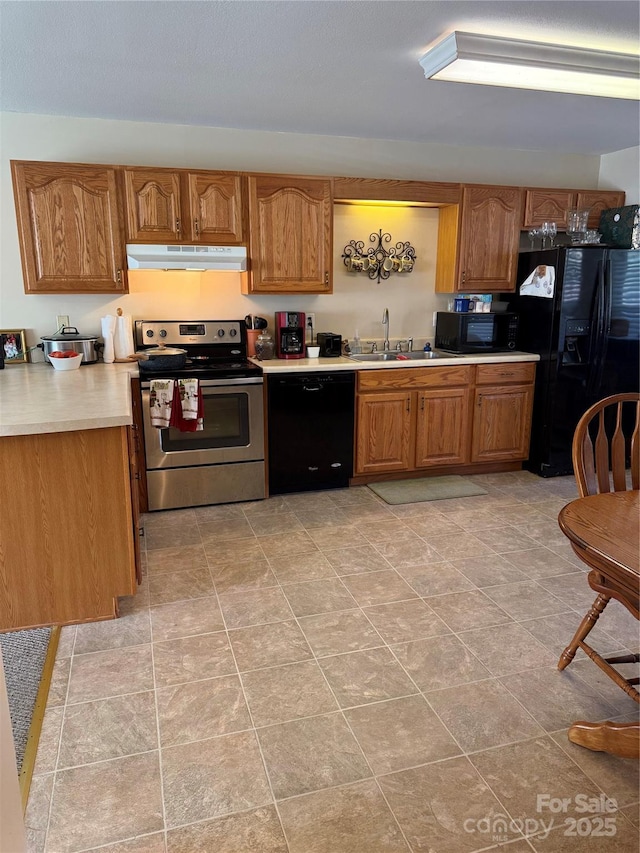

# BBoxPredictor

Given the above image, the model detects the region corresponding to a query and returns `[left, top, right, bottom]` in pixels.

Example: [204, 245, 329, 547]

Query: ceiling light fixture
[419, 32, 640, 100]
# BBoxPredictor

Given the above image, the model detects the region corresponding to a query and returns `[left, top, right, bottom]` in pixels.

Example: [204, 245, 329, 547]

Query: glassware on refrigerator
[566, 209, 590, 244]
[541, 221, 557, 248]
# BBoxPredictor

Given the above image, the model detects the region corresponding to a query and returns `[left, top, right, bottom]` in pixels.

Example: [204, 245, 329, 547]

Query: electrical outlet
[56, 315, 70, 330]
[306, 313, 316, 330]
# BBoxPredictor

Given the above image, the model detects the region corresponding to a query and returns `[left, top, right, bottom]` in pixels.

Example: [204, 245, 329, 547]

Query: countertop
[2, 350, 539, 437]
[255, 351, 540, 373]
[0, 362, 138, 437]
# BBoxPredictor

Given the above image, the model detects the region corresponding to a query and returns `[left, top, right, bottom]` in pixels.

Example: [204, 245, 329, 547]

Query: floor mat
[367, 475, 488, 505]
[0, 626, 52, 772]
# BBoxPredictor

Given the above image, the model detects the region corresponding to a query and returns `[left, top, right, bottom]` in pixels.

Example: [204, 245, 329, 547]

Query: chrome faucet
[382, 308, 390, 351]
[408, 337, 414, 352]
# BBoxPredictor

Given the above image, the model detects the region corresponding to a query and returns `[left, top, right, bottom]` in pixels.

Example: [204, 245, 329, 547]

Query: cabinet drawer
[475, 362, 535, 385]
[357, 365, 472, 392]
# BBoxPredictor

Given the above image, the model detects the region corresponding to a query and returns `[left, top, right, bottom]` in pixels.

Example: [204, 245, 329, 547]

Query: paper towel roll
[101, 315, 116, 363]
[114, 314, 135, 360]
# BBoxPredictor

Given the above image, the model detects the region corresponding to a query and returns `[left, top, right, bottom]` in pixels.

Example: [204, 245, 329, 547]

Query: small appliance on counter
[39, 326, 102, 363]
[434, 312, 518, 354]
[275, 311, 305, 359]
[316, 332, 342, 357]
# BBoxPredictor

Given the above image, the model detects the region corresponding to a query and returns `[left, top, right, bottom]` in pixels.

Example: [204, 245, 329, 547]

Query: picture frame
[0, 330, 28, 364]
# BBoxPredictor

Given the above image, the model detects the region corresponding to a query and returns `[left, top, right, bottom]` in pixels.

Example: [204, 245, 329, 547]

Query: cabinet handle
[194, 218, 199, 237]
[116, 269, 122, 285]
[501, 372, 515, 377]
[420, 396, 425, 411]
[175, 218, 181, 234]
[406, 396, 411, 413]
[324, 271, 329, 285]
[461, 270, 466, 284]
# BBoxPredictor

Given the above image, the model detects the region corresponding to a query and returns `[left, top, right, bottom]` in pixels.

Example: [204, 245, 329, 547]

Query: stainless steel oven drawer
[146, 461, 266, 511]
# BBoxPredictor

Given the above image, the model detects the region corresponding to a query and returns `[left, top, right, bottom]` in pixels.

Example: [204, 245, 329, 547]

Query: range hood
[126, 244, 247, 271]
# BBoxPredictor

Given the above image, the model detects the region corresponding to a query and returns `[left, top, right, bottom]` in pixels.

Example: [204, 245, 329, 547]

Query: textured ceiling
[1, 0, 638, 155]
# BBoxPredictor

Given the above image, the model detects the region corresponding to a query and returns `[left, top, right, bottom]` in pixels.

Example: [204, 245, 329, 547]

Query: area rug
[0, 627, 52, 773]
[368, 475, 488, 505]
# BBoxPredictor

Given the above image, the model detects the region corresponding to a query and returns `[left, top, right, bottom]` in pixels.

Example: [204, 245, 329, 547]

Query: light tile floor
[25, 472, 640, 853]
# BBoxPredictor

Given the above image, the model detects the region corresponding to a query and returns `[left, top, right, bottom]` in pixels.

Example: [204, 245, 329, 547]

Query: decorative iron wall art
[342, 229, 416, 283]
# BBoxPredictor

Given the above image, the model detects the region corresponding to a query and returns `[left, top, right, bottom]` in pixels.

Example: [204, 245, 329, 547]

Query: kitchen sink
[348, 352, 398, 362]
[349, 350, 456, 362]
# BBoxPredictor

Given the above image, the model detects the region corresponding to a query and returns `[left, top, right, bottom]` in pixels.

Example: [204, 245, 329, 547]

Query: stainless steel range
[136, 320, 265, 511]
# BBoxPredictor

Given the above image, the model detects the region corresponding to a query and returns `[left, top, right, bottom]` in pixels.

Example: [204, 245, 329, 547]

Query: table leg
[568, 721, 640, 759]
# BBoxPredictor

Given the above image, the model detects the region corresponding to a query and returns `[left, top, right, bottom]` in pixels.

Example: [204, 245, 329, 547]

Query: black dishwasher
[267, 372, 355, 494]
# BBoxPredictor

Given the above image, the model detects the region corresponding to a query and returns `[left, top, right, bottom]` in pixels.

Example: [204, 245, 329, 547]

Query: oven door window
[160, 392, 250, 451]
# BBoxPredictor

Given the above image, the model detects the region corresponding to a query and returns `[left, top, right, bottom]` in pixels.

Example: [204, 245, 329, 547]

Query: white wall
[599, 145, 640, 204]
[0, 111, 606, 353]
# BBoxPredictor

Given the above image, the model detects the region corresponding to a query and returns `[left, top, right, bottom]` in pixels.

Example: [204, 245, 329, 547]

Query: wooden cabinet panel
[0, 427, 137, 630]
[357, 365, 473, 392]
[11, 161, 127, 294]
[246, 175, 332, 293]
[415, 388, 471, 468]
[458, 185, 523, 292]
[523, 189, 575, 228]
[471, 384, 534, 462]
[475, 362, 536, 385]
[575, 190, 626, 229]
[436, 186, 522, 293]
[186, 172, 244, 242]
[355, 392, 413, 475]
[124, 168, 182, 242]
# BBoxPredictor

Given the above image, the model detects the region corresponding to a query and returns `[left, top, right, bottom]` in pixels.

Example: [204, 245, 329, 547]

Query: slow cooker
[39, 326, 101, 364]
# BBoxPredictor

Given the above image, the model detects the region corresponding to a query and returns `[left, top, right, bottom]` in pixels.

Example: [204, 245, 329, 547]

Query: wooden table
[558, 490, 639, 759]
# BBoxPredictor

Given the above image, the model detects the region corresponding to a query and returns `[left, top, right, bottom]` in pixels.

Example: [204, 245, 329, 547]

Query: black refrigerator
[509, 247, 639, 477]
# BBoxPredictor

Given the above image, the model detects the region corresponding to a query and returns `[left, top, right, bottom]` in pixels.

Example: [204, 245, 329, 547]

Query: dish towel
[150, 379, 175, 428]
[171, 379, 204, 432]
[101, 315, 116, 363]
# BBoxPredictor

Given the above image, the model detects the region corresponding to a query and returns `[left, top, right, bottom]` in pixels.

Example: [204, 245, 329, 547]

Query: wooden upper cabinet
[186, 172, 244, 243]
[440, 185, 522, 293]
[523, 189, 574, 228]
[523, 188, 625, 229]
[11, 161, 128, 294]
[124, 168, 182, 242]
[245, 175, 332, 293]
[575, 190, 625, 229]
[124, 168, 245, 244]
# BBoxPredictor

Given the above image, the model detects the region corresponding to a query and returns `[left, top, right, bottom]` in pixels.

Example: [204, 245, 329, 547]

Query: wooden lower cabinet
[415, 387, 471, 468]
[354, 363, 535, 479]
[356, 392, 413, 475]
[0, 426, 139, 631]
[471, 384, 534, 463]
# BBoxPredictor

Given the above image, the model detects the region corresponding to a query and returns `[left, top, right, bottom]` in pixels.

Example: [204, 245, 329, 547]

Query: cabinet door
[575, 190, 626, 229]
[415, 388, 471, 468]
[124, 168, 182, 242]
[355, 392, 413, 475]
[187, 172, 244, 243]
[11, 161, 127, 294]
[126, 426, 143, 585]
[458, 185, 523, 292]
[523, 189, 575, 228]
[247, 175, 332, 293]
[471, 384, 533, 462]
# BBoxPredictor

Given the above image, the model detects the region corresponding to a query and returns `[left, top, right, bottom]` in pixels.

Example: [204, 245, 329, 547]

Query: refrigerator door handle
[587, 258, 608, 399]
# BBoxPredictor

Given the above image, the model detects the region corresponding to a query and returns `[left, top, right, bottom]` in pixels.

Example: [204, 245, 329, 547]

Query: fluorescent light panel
[419, 32, 640, 99]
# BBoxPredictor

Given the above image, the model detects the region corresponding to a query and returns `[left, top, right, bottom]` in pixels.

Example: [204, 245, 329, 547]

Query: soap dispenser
[423, 342, 432, 353]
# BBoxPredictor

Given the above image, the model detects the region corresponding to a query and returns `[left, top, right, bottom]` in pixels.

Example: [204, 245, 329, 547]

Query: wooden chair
[558, 392, 640, 703]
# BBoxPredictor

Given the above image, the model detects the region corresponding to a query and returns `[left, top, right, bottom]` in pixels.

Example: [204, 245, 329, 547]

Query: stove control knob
[145, 330, 154, 338]
[229, 328, 237, 337]
[159, 329, 167, 338]
[217, 329, 225, 337]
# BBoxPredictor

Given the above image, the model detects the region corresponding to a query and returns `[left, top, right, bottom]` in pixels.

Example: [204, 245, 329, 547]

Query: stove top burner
[135, 319, 262, 381]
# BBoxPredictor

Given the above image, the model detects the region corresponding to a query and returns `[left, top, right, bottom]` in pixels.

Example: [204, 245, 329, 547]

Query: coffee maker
[275, 311, 306, 359]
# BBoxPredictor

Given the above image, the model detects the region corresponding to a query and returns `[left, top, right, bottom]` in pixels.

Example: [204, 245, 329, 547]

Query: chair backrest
[573, 393, 640, 498]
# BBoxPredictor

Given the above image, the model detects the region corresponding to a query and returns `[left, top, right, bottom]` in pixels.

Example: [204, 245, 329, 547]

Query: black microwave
[435, 312, 519, 354]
